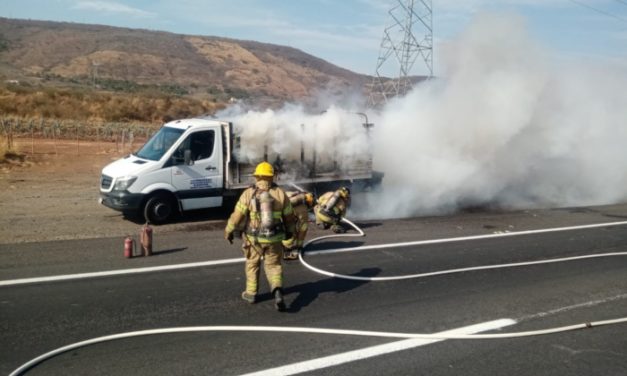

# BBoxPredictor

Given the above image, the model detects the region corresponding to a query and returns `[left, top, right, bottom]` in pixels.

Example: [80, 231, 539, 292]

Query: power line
[567, 0, 627, 25]
[613, 0, 627, 7]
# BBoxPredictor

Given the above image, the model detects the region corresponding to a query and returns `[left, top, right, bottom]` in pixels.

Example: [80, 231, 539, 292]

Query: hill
[0, 17, 372, 122]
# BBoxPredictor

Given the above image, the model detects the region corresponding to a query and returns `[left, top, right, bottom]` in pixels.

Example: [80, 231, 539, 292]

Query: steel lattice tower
[368, 0, 433, 108]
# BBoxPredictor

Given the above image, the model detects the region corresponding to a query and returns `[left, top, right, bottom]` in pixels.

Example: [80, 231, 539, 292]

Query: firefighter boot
[273, 288, 286, 312]
[331, 224, 346, 234]
[317, 222, 331, 230]
[283, 248, 299, 261]
[290, 248, 302, 260]
[241, 291, 256, 304]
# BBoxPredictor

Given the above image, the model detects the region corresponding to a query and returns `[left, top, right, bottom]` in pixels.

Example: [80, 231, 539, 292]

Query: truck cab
[100, 118, 226, 224]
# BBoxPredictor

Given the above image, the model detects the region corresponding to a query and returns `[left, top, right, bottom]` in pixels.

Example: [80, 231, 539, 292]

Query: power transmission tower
[368, 0, 433, 108]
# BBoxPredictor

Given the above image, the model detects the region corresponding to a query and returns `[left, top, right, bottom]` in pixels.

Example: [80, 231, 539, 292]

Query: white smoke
[217, 103, 372, 172]
[217, 12, 627, 219]
[369, 13, 627, 218]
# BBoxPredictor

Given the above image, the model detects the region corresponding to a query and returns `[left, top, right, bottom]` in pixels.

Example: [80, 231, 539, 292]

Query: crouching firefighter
[314, 187, 351, 233]
[282, 190, 315, 260]
[224, 161, 296, 311]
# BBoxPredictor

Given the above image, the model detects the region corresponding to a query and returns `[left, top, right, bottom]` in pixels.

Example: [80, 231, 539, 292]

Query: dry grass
[0, 85, 225, 123]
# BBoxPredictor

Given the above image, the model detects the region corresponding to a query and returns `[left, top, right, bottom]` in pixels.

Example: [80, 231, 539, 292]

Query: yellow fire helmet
[254, 161, 274, 177]
[304, 192, 314, 208]
[339, 186, 350, 199]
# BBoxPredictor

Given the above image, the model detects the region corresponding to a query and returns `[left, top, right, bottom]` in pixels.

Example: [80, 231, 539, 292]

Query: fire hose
[10, 218, 627, 375]
[299, 217, 627, 281]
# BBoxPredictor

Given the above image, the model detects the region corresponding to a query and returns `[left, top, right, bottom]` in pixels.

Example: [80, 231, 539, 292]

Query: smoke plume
[217, 103, 372, 173]
[218, 12, 627, 219]
[371, 13, 627, 218]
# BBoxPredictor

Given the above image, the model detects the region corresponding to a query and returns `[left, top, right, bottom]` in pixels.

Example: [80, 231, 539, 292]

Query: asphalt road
[1, 205, 627, 375]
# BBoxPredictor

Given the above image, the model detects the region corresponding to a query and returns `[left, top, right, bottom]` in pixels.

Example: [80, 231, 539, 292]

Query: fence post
[53, 121, 58, 155]
[121, 129, 126, 152]
[8, 117, 13, 151]
[129, 129, 134, 151]
[0, 117, 7, 151]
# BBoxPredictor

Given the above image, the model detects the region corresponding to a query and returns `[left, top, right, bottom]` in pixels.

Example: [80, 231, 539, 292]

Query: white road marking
[239, 318, 517, 376]
[306, 220, 627, 256]
[300, 251, 627, 282]
[2, 220, 626, 287]
[519, 293, 627, 321]
[0, 257, 244, 287]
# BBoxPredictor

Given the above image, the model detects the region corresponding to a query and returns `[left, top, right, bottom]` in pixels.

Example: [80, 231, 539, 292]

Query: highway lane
[1, 205, 627, 375]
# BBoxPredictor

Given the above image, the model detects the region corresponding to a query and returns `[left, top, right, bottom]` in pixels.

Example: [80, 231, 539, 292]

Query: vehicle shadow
[151, 247, 187, 256]
[350, 221, 382, 229]
[266, 267, 381, 313]
[178, 207, 231, 222]
[603, 213, 627, 220]
[305, 241, 365, 251]
[123, 207, 230, 225]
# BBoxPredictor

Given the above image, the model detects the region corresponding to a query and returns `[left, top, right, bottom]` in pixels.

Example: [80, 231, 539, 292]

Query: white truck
[99, 117, 382, 224]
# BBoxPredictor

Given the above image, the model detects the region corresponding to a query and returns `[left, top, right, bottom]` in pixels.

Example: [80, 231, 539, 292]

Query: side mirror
[184, 149, 194, 166]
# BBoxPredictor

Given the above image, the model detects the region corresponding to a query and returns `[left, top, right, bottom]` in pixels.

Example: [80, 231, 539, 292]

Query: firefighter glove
[225, 230, 234, 244]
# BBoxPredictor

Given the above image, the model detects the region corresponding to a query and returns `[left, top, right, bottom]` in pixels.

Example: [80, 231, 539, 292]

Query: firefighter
[314, 186, 351, 233]
[224, 161, 296, 311]
[282, 190, 315, 260]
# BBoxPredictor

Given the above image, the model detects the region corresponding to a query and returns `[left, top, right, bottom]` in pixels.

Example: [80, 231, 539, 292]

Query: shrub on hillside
[0, 84, 224, 123]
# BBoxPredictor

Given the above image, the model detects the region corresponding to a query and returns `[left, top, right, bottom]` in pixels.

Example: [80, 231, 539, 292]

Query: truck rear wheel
[143, 193, 176, 224]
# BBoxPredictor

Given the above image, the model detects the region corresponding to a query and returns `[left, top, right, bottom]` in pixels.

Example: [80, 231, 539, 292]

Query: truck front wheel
[143, 193, 176, 224]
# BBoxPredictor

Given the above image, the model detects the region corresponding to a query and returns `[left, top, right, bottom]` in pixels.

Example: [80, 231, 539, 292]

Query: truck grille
[100, 174, 113, 190]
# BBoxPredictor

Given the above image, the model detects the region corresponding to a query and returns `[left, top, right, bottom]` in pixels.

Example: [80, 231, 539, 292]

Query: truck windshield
[135, 127, 185, 161]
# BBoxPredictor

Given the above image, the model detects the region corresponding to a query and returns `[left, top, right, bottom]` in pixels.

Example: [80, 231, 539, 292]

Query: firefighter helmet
[254, 162, 274, 177]
[339, 186, 350, 199]
[304, 192, 314, 208]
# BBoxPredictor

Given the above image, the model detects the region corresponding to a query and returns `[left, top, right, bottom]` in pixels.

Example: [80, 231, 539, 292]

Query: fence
[0, 116, 158, 155]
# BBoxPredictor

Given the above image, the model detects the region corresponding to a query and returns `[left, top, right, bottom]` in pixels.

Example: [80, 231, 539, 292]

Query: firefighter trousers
[242, 241, 283, 295]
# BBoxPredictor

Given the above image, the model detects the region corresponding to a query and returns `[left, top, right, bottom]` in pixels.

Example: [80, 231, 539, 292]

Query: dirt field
[0, 138, 226, 244]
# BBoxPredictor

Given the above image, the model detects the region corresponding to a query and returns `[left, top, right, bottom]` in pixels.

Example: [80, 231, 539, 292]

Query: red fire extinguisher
[140, 223, 153, 256]
[124, 235, 134, 258]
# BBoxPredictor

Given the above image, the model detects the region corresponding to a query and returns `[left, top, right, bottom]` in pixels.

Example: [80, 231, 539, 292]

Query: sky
[1, 0, 627, 75]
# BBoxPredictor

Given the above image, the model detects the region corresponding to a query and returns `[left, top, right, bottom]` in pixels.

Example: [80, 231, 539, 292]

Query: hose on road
[298, 217, 627, 281]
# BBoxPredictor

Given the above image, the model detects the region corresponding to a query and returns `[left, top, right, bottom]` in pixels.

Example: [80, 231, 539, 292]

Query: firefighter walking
[314, 187, 351, 233]
[224, 162, 296, 311]
[282, 190, 315, 260]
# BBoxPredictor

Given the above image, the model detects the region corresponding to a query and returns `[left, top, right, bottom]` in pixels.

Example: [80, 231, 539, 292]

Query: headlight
[113, 176, 137, 191]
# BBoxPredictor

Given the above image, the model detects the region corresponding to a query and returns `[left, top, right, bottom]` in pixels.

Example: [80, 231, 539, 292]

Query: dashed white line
[520, 293, 627, 321]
